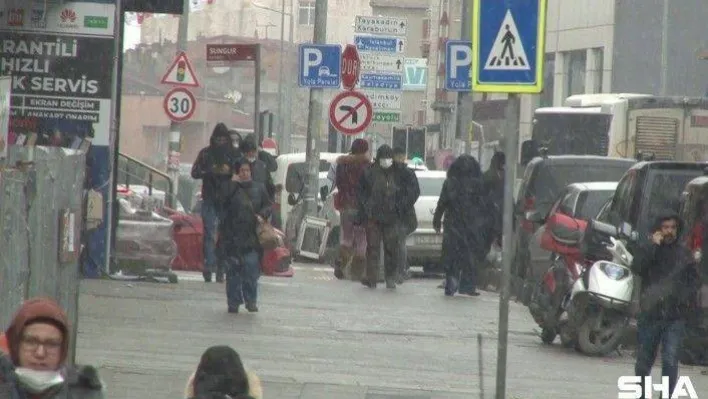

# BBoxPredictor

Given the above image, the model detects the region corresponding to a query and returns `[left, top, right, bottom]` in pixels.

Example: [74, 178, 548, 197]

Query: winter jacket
[217, 181, 272, 257]
[184, 369, 262, 399]
[246, 158, 275, 201]
[631, 209, 700, 320]
[335, 153, 371, 209]
[359, 162, 419, 225]
[191, 126, 242, 204]
[0, 354, 104, 399]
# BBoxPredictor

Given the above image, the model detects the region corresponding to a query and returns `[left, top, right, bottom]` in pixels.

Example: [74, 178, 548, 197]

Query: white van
[272, 152, 344, 228]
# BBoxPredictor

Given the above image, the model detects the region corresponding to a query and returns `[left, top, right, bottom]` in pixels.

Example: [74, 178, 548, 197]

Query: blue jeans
[224, 251, 260, 308]
[635, 316, 686, 399]
[201, 199, 220, 273]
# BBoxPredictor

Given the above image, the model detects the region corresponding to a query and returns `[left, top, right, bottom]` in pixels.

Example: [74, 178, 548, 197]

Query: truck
[522, 93, 708, 163]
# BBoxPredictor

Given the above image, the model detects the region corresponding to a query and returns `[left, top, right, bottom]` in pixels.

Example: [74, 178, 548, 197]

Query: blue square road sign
[445, 40, 472, 91]
[298, 44, 342, 88]
[472, 0, 547, 93]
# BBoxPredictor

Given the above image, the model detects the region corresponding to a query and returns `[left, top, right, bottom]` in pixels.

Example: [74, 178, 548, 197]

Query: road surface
[75, 264, 708, 399]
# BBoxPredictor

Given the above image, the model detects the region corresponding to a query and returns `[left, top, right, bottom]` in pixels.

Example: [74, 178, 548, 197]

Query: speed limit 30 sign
[163, 87, 197, 122]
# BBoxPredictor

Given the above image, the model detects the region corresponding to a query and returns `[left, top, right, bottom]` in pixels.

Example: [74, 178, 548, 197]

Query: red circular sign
[163, 87, 197, 122]
[328, 90, 372, 136]
[262, 138, 277, 149]
[340, 44, 361, 91]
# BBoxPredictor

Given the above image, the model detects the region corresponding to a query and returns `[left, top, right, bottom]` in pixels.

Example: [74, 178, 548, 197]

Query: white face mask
[14, 367, 65, 394]
[380, 158, 393, 168]
[246, 157, 256, 163]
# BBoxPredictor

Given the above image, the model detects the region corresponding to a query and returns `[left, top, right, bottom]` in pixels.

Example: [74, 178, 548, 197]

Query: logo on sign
[617, 376, 698, 399]
[30, 8, 46, 28]
[59, 9, 79, 28]
[84, 16, 109, 29]
[8, 8, 24, 27]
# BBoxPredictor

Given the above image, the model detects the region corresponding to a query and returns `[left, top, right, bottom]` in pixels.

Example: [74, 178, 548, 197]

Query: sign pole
[456, 0, 472, 155]
[304, 0, 328, 218]
[495, 93, 519, 399]
[167, 0, 191, 198]
[255, 44, 262, 143]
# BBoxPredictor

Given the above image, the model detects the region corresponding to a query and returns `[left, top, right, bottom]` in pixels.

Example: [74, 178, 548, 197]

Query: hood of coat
[185, 369, 262, 399]
[5, 298, 70, 368]
[336, 153, 370, 166]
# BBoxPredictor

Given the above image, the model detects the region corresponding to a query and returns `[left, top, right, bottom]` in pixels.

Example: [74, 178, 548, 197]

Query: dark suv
[513, 155, 636, 290]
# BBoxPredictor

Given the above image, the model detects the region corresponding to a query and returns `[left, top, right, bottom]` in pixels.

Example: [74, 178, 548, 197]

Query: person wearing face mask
[239, 137, 275, 203]
[217, 160, 272, 313]
[192, 123, 242, 283]
[358, 145, 419, 289]
[0, 297, 104, 399]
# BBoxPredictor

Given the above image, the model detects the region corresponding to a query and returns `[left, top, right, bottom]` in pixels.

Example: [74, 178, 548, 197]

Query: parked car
[527, 182, 618, 281]
[407, 170, 446, 271]
[513, 155, 637, 286]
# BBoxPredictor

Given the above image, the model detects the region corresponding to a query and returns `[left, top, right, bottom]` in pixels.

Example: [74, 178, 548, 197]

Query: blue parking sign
[445, 40, 472, 91]
[298, 44, 342, 88]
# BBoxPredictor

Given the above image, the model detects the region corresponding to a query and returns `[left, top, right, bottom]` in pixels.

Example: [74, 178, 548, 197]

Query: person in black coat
[630, 210, 699, 398]
[217, 160, 272, 314]
[433, 155, 495, 296]
[191, 123, 242, 283]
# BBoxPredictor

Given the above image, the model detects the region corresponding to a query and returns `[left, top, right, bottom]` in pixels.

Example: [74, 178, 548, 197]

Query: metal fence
[0, 146, 86, 364]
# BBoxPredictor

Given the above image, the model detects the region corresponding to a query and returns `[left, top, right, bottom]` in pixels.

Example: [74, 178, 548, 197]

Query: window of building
[540, 53, 555, 107]
[298, 1, 315, 25]
[593, 48, 604, 93]
[566, 50, 586, 96]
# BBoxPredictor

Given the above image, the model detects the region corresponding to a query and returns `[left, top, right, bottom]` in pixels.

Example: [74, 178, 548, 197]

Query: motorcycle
[557, 221, 636, 356]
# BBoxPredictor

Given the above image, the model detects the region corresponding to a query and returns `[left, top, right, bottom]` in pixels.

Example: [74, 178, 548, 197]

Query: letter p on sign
[449, 44, 471, 80]
[617, 376, 699, 398]
[303, 48, 322, 77]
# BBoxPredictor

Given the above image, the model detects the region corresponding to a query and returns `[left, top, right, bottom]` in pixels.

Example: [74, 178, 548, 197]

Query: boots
[334, 246, 353, 280]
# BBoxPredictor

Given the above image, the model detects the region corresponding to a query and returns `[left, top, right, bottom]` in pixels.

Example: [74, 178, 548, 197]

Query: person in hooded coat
[630, 210, 699, 398]
[433, 155, 495, 296]
[0, 297, 104, 399]
[240, 136, 276, 203]
[217, 160, 272, 314]
[333, 139, 371, 281]
[191, 123, 242, 283]
[184, 345, 262, 399]
[483, 151, 505, 247]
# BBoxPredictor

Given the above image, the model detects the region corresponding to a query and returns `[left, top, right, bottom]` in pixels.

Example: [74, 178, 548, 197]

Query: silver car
[406, 170, 446, 272]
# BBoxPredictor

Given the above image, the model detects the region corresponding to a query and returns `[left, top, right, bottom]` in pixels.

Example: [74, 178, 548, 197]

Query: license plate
[414, 235, 442, 245]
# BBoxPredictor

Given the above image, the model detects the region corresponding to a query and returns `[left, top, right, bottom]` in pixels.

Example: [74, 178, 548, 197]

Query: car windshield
[576, 190, 615, 220]
[418, 176, 445, 196]
[532, 162, 632, 206]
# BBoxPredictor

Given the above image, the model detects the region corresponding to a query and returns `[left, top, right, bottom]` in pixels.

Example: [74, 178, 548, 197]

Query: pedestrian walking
[358, 145, 419, 289]
[240, 136, 276, 203]
[392, 146, 420, 282]
[433, 155, 495, 296]
[191, 123, 242, 283]
[333, 138, 371, 281]
[631, 210, 699, 398]
[185, 345, 262, 399]
[0, 297, 105, 398]
[218, 160, 272, 314]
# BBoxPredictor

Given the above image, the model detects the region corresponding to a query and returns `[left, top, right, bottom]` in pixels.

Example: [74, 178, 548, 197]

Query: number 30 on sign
[163, 87, 197, 122]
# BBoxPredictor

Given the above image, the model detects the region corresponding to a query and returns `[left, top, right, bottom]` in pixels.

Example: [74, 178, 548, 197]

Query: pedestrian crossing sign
[472, 0, 547, 93]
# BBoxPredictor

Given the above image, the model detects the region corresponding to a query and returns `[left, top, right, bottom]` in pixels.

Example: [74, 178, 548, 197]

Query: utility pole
[303, 0, 327, 217]
[167, 0, 190, 199]
[496, 94, 520, 399]
[659, 0, 669, 96]
[455, 0, 472, 154]
[277, 0, 285, 146]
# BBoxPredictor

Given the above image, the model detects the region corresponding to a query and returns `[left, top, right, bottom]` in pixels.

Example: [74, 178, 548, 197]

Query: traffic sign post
[163, 87, 197, 122]
[161, 52, 200, 87]
[340, 44, 361, 90]
[328, 90, 373, 135]
[354, 15, 405, 125]
[445, 40, 472, 91]
[472, 0, 547, 93]
[298, 44, 342, 88]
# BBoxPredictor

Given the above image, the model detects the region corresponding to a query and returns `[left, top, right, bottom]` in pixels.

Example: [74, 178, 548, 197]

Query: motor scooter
[557, 221, 636, 356]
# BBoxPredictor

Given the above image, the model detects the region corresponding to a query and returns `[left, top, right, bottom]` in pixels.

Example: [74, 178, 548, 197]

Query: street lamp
[251, 0, 294, 151]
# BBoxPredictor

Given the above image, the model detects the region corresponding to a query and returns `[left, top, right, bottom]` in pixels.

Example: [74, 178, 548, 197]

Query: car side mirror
[618, 222, 638, 241]
[287, 193, 298, 206]
[525, 211, 544, 224]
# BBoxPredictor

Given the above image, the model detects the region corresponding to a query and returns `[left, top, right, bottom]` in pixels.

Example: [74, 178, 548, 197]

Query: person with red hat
[0, 297, 104, 398]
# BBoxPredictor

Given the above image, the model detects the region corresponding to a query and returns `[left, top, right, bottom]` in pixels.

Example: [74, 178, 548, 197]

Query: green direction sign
[373, 111, 401, 123]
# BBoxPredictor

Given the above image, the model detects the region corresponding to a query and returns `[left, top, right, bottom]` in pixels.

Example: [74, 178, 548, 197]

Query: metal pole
[303, 0, 327, 217]
[255, 44, 262, 143]
[659, 0, 669, 96]
[495, 93, 520, 399]
[456, 0, 471, 154]
[277, 0, 285, 143]
[167, 0, 191, 200]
